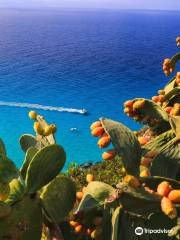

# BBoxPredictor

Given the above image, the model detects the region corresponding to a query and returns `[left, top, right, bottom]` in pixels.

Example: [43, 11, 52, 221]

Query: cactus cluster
[0, 111, 76, 239]
[70, 37, 180, 240]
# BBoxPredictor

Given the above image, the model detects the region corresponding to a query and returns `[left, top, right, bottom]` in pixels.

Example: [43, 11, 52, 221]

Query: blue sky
[0, 0, 180, 10]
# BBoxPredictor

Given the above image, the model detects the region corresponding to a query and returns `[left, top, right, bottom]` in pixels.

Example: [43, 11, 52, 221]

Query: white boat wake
[0, 101, 87, 115]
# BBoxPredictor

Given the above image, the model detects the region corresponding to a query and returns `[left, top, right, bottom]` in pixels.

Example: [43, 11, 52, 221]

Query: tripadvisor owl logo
[135, 227, 143, 235]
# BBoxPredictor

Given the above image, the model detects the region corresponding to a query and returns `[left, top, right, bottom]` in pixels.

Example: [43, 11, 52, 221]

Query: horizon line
[0, 6, 180, 12]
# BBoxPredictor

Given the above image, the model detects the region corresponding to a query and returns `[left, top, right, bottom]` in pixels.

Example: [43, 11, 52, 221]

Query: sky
[0, 0, 180, 11]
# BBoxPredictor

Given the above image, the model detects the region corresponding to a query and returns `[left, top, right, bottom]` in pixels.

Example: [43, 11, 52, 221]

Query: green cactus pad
[41, 175, 76, 223]
[116, 182, 161, 215]
[77, 181, 115, 212]
[139, 176, 180, 190]
[0, 196, 42, 240]
[164, 76, 177, 94]
[101, 118, 141, 176]
[0, 201, 11, 218]
[20, 147, 38, 180]
[163, 86, 180, 102]
[142, 130, 175, 155]
[6, 178, 25, 205]
[25, 144, 66, 193]
[169, 115, 180, 137]
[168, 52, 180, 75]
[150, 138, 180, 179]
[111, 206, 122, 240]
[0, 153, 19, 183]
[20, 134, 39, 152]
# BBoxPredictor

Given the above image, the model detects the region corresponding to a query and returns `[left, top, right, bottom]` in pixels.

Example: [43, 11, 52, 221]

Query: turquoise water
[0, 8, 179, 168]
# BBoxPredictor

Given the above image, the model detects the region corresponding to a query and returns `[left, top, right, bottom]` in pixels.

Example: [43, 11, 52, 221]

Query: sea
[0, 8, 179, 169]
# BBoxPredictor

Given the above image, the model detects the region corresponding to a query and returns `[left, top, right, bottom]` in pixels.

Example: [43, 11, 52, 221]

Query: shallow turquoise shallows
[0, 8, 179, 168]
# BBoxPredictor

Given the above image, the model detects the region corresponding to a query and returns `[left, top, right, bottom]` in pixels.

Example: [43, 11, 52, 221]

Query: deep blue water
[0, 8, 179, 169]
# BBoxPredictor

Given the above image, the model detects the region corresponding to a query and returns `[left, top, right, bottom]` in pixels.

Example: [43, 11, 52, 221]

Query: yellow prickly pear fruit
[86, 174, 95, 183]
[123, 100, 134, 108]
[140, 169, 151, 177]
[123, 175, 140, 188]
[91, 228, 102, 239]
[50, 124, 57, 134]
[33, 121, 43, 135]
[133, 99, 145, 110]
[28, 110, 37, 120]
[161, 197, 177, 219]
[168, 190, 180, 203]
[44, 124, 57, 136]
[158, 89, 165, 95]
[157, 181, 172, 197]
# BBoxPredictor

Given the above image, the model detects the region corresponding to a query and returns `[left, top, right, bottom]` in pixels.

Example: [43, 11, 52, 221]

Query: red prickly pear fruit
[152, 96, 159, 103]
[168, 190, 180, 203]
[157, 181, 172, 197]
[141, 157, 152, 167]
[161, 197, 177, 219]
[123, 100, 134, 108]
[91, 127, 104, 137]
[97, 136, 111, 148]
[102, 150, 116, 160]
[165, 107, 172, 113]
[90, 121, 102, 130]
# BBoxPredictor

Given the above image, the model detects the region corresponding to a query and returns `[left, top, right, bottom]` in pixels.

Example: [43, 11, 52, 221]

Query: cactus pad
[25, 144, 66, 193]
[41, 175, 76, 223]
[20, 134, 39, 152]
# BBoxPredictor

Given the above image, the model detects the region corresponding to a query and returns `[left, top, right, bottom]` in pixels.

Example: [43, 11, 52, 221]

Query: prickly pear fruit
[124, 100, 134, 108]
[161, 197, 177, 219]
[91, 127, 104, 137]
[138, 137, 148, 145]
[97, 136, 111, 148]
[141, 157, 152, 167]
[34, 121, 43, 135]
[168, 190, 180, 203]
[133, 99, 145, 109]
[102, 149, 116, 160]
[70, 221, 79, 228]
[90, 121, 102, 130]
[86, 174, 95, 183]
[123, 175, 140, 188]
[76, 191, 83, 200]
[74, 224, 83, 234]
[140, 169, 151, 177]
[157, 181, 172, 197]
[28, 111, 37, 120]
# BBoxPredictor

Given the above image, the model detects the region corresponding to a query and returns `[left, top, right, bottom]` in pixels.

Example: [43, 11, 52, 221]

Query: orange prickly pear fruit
[144, 150, 157, 158]
[158, 95, 165, 102]
[123, 175, 140, 188]
[76, 191, 83, 200]
[141, 157, 152, 167]
[102, 150, 116, 160]
[123, 107, 131, 114]
[168, 190, 180, 203]
[75, 224, 83, 234]
[86, 174, 95, 183]
[133, 99, 145, 110]
[33, 121, 43, 135]
[138, 137, 148, 145]
[28, 110, 37, 120]
[97, 136, 111, 148]
[163, 58, 171, 66]
[91, 127, 104, 137]
[90, 121, 102, 130]
[152, 96, 159, 103]
[123, 100, 134, 108]
[165, 107, 172, 113]
[161, 197, 177, 219]
[69, 221, 79, 228]
[157, 181, 172, 197]
[140, 169, 151, 177]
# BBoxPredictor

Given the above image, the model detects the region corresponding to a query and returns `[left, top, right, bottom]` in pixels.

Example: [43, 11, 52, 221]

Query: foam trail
[0, 101, 87, 114]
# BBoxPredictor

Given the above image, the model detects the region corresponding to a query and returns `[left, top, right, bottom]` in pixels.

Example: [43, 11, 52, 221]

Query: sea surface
[0, 8, 179, 169]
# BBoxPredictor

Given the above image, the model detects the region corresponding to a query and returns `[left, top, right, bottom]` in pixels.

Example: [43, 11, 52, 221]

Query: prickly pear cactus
[25, 144, 66, 193]
[41, 175, 76, 223]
